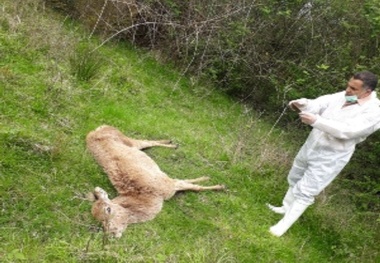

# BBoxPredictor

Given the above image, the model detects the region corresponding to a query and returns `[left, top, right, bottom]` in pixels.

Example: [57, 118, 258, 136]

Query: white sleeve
[312, 109, 380, 140]
[301, 92, 343, 115]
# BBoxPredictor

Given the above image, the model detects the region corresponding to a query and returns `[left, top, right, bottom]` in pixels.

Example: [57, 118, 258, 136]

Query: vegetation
[0, 0, 379, 262]
[47, 0, 380, 200]
[51, 0, 380, 106]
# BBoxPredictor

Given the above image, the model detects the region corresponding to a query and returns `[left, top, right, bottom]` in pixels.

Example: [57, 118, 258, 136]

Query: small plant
[69, 43, 103, 82]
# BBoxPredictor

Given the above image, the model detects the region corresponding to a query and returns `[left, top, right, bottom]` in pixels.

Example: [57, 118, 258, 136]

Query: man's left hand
[299, 112, 317, 125]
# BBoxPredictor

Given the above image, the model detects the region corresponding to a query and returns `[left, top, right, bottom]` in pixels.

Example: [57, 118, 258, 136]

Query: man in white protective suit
[268, 71, 380, 237]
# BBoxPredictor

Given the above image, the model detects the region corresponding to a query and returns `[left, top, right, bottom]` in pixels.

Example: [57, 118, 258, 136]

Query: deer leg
[138, 140, 177, 150]
[174, 179, 225, 192]
[120, 137, 177, 150]
[183, 176, 210, 183]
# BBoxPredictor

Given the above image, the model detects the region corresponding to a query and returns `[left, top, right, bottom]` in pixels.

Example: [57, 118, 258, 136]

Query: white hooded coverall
[289, 91, 380, 205]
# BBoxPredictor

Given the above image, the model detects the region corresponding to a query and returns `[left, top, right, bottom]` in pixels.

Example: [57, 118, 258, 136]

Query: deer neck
[112, 194, 164, 224]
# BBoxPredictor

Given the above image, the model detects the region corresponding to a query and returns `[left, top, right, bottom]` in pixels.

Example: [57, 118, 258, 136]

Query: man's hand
[299, 112, 317, 125]
[288, 99, 307, 112]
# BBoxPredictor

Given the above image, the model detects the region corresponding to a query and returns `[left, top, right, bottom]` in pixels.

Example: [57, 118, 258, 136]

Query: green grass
[0, 1, 379, 262]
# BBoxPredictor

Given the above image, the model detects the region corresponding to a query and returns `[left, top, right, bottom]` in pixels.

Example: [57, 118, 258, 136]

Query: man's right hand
[288, 99, 307, 112]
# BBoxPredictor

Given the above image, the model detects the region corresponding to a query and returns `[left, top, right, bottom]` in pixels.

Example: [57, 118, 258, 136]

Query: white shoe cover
[269, 200, 309, 237]
[267, 188, 295, 215]
[267, 204, 286, 214]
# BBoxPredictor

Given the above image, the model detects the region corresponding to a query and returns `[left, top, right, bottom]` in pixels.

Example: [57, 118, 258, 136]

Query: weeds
[69, 43, 104, 82]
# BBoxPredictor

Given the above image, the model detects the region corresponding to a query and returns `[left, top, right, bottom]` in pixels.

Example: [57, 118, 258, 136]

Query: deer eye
[105, 206, 111, 214]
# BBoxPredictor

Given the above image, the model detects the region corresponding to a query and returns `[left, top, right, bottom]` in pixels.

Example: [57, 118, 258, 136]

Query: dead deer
[86, 125, 224, 238]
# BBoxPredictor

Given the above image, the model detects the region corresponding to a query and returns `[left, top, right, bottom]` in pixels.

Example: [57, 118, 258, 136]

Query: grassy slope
[0, 1, 378, 262]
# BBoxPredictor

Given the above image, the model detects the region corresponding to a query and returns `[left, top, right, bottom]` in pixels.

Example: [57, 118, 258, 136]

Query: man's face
[345, 78, 371, 99]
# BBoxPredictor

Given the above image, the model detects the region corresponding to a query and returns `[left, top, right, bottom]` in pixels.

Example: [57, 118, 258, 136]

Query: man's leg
[269, 199, 309, 237]
[267, 187, 294, 214]
[269, 153, 348, 237]
[267, 153, 306, 214]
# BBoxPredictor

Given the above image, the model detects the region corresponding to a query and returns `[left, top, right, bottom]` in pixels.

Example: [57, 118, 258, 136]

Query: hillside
[0, 1, 378, 262]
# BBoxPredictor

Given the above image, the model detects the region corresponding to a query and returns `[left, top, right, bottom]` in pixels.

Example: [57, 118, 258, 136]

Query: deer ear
[86, 192, 97, 202]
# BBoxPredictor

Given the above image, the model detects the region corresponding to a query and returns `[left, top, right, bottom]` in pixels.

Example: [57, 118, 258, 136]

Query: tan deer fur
[86, 125, 224, 238]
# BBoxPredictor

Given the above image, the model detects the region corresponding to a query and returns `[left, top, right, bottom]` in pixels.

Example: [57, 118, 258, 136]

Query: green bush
[344, 133, 380, 213]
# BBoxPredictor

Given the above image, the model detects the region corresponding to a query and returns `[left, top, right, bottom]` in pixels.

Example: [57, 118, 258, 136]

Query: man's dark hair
[353, 71, 378, 91]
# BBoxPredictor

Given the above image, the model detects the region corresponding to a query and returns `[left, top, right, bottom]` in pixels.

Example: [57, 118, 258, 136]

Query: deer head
[91, 187, 129, 238]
